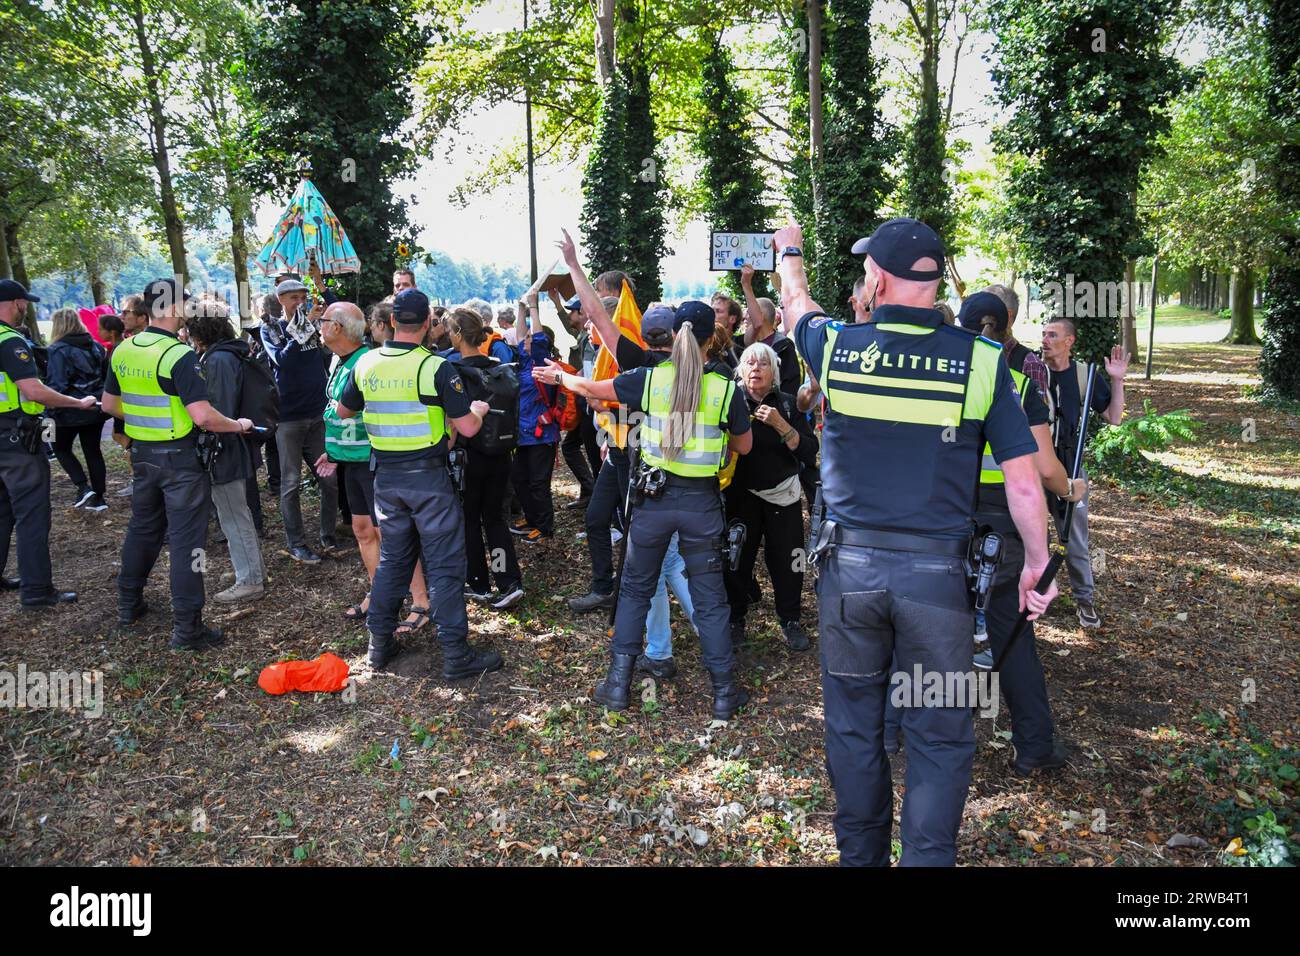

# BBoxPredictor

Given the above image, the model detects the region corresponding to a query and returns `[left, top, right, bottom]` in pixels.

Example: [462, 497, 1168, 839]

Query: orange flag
[258, 652, 350, 695]
[593, 280, 644, 448]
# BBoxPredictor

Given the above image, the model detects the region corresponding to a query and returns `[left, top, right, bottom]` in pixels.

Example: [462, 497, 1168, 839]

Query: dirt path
[1, 342, 1294, 866]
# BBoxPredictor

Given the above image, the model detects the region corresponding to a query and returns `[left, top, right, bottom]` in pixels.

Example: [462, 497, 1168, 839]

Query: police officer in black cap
[773, 216, 1059, 866]
[102, 279, 254, 650]
[0, 279, 98, 607]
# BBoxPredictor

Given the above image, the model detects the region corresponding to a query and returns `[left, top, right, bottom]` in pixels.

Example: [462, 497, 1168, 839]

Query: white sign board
[710, 232, 775, 272]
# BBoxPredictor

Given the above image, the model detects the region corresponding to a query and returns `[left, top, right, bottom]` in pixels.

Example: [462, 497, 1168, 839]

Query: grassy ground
[0, 342, 1295, 866]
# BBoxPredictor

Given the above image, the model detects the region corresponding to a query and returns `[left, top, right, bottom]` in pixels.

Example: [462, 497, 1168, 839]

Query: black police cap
[851, 218, 945, 281]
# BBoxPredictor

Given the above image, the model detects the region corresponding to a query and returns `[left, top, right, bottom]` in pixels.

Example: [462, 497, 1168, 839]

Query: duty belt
[809, 519, 968, 566]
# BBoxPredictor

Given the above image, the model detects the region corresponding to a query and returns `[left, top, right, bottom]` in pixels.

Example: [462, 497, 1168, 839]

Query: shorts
[338, 461, 376, 523]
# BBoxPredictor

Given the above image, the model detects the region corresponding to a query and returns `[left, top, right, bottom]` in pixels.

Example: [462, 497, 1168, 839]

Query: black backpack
[455, 356, 519, 456]
[209, 341, 279, 438]
[61, 340, 107, 400]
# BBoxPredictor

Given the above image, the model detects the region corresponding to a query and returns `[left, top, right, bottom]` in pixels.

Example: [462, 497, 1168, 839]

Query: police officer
[334, 289, 503, 679]
[534, 301, 753, 719]
[102, 279, 253, 651]
[0, 279, 98, 608]
[960, 292, 1084, 775]
[774, 217, 1058, 866]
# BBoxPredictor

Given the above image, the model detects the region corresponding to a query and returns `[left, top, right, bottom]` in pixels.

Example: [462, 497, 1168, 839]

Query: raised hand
[557, 229, 579, 267]
[773, 215, 803, 255]
[740, 263, 755, 287]
[1104, 345, 1130, 380]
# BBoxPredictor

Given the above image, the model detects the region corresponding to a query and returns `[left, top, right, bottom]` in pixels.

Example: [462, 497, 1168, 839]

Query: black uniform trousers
[612, 483, 734, 673]
[584, 445, 630, 595]
[723, 487, 805, 625]
[119, 440, 211, 630]
[464, 450, 521, 594]
[981, 524, 1056, 763]
[561, 405, 600, 499]
[0, 444, 55, 601]
[368, 460, 468, 649]
[818, 541, 975, 866]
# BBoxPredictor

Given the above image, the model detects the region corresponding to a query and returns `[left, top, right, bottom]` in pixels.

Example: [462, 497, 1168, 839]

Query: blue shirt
[795, 304, 1036, 540]
[516, 332, 558, 446]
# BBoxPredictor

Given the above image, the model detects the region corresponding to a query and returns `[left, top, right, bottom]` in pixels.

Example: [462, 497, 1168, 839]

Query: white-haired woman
[726, 342, 816, 651]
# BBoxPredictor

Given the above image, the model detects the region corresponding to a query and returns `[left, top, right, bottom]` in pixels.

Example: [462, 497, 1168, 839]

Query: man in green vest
[0, 279, 99, 608]
[334, 289, 503, 679]
[102, 278, 254, 651]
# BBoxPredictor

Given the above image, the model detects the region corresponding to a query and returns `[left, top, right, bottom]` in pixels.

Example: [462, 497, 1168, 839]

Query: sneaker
[73, 488, 96, 508]
[1077, 601, 1101, 629]
[492, 587, 525, 610]
[569, 590, 614, 613]
[635, 654, 677, 680]
[520, 528, 550, 543]
[1012, 739, 1070, 776]
[973, 645, 994, 670]
[780, 620, 811, 652]
[509, 523, 536, 538]
[287, 545, 321, 564]
[115, 481, 134, 497]
[82, 493, 108, 512]
[465, 585, 494, 603]
[215, 582, 265, 604]
[170, 625, 226, 652]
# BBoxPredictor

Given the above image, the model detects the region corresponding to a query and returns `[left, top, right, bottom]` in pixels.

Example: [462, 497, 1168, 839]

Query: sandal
[343, 593, 371, 621]
[395, 606, 430, 636]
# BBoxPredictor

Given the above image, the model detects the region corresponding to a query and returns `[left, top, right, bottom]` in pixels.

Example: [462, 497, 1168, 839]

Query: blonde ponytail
[662, 322, 703, 461]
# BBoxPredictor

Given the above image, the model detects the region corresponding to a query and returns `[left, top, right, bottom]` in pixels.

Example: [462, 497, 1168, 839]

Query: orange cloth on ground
[592, 280, 644, 449]
[258, 652, 350, 695]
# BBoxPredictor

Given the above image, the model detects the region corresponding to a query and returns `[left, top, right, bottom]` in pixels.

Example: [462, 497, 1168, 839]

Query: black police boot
[594, 653, 637, 711]
[708, 668, 750, 721]
[169, 615, 225, 652]
[118, 596, 150, 626]
[21, 590, 77, 610]
[442, 642, 504, 681]
[1012, 739, 1070, 777]
[367, 631, 401, 671]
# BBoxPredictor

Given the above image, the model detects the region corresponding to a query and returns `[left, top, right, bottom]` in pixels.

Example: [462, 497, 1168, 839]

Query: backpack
[209, 341, 279, 438]
[541, 359, 580, 432]
[60, 339, 107, 400]
[456, 357, 519, 456]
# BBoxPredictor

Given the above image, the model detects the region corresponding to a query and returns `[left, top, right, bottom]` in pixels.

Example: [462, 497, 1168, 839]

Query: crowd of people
[0, 214, 1131, 865]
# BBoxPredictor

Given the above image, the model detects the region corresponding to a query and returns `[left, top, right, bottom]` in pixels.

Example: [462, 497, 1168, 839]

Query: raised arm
[773, 217, 822, 335]
[558, 228, 622, 352]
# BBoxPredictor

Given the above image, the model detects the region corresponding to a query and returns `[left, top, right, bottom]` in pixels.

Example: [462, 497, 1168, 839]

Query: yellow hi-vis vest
[111, 330, 196, 442]
[352, 344, 447, 451]
[639, 363, 734, 478]
[980, 366, 1028, 485]
[0, 324, 44, 416]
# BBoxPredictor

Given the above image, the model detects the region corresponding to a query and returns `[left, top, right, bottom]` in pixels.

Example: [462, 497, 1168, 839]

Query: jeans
[211, 478, 265, 586]
[276, 417, 337, 549]
[645, 532, 694, 660]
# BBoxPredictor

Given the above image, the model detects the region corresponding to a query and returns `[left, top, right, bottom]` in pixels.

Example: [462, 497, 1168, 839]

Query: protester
[1040, 317, 1128, 629]
[711, 294, 743, 365]
[463, 298, 514, 364]
[392, 269, 416, 295]
[446, 307, 524, 609]
[44, 308, 109, 511]
[724, 342, 814, 651]
[849, 275, 873, 323]
[261, 278, 338, 563]
[738, 265, 801, 396]
[551, 292, 599, 508]
[99, 314, 126, 353]
[186, 300, 266, 604]
[510, 292, 558, 543]
[368, 301, 394, 346]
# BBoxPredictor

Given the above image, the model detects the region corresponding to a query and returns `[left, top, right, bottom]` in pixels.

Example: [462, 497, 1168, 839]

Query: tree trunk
[594, 0, 615, 85]
[1217, 272, 1230, 311]
[88, 263, 108, 305]
[807, 0, 825, 214]
[132, 0, 187, 281]
[230, 208, 251, 321]
[5, 225, 41, 342]
[0, 215, 11, 279]
[1225, 267, 1259, 345]
[1122, 258, 1139, 364]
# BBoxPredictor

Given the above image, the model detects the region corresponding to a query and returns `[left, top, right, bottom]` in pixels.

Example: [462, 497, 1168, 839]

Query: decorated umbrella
[255, 173, 361, 278]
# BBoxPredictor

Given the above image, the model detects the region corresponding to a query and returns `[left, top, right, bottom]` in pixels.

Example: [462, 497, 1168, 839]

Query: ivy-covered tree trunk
[697, 39, 771, 298]
[788, 0, 817, 288]
[621, 62, 666, 305]
[1260, 0, 1300, 398]
[988, 0, 1182, 363]
[900, 0, 954, 254]
[579, 70, 630, 283]
[812, 0, 893, 311]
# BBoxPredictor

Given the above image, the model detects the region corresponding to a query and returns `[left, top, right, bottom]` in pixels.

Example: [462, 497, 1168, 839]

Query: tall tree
[1260, 0, 1300, 396]
[987, 0, 1184, 361]
[787, 1, 817, 282]
[812, 0, 894, 310]
[579, 67, 631, 281]
[695, 36, 772, 297]
[898, 0, 954, 253]
[246, 0, 431, 306]
[620, 60, 667, 304]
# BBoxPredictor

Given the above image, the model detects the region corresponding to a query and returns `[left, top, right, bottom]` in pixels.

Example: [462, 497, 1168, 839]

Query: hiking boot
[118, 597, 149, 626]
[287, 545, 321, 564]
[569, 590, 614, 613]
[781, 620, 811, 652]
[442, 643, 504, 681]
[170, 624, 225, 652]
[1077, 601, 1101, 629]
[367, 631, 401, 670]
[492, 587, 525, 610]
[1012, 739, 1070, 777]
[708, 668, 750, 721]
[635, 654, 677, 680]
[215, 582, 265, 604]
[594, 653, 636, 711]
